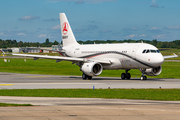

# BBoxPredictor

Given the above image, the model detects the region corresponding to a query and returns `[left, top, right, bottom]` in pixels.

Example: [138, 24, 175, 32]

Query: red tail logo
[62, 22, 68, 35]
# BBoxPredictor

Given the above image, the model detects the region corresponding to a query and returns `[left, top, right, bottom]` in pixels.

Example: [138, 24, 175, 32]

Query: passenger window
[142, 50, 146, 53]
[146, 50, 150, 53]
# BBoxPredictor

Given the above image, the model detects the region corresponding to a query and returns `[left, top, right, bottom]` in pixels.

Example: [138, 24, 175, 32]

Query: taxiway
[0, 72, 180, 120]
[0, 72, 180, 89]
[0, 96, 180, 120]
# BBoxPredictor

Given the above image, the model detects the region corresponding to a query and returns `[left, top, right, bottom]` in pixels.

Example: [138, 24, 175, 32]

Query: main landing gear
[121, 69, 131, 79]
[82, 73, 92, 80]
[121, 69, 147, 80]
[140, 69, 147, 80]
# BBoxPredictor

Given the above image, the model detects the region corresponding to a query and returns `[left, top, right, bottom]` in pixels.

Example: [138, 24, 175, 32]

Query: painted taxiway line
[0, 84, 13, 86]
[12, 83, 103, 85]
[25, 76, 49, 78]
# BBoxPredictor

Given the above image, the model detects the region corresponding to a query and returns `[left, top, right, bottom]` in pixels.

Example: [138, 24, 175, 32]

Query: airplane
[13, 13, 178, 80]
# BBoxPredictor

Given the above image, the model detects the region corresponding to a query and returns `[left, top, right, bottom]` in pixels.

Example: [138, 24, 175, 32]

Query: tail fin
[60, 13, 79, 47]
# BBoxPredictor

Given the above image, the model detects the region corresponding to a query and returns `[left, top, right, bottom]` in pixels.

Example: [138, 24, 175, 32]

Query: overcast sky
[0, 0, 180, 43]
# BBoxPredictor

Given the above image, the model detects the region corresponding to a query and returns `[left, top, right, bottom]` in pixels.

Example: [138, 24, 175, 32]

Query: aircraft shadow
[69, 76, 165, 81]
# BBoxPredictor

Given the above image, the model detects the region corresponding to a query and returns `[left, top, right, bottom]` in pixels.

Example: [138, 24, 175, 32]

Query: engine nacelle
[81, 62, 103, 76]
[141, 66, 162, 76]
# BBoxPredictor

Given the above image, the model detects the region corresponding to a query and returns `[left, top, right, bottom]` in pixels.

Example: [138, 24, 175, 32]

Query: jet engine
[81, 62, 103, 76]
[141, 66, 162, 76]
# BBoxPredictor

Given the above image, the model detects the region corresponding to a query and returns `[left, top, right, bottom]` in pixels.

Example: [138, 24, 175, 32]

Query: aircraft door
[73, 47, 81, 57]
[132, 45, 139, 58]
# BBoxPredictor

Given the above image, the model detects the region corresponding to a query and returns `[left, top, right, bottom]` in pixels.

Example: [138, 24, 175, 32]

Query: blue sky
[0, 0, 180, 43]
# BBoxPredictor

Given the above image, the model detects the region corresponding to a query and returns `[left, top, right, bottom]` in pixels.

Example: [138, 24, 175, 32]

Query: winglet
[173, 53, 178, 57]
[163, 53, 178, 59]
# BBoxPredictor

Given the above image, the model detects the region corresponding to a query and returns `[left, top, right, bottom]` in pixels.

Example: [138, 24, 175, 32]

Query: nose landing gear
[140, 76, 147, 80]
[140, 69, 147, 80]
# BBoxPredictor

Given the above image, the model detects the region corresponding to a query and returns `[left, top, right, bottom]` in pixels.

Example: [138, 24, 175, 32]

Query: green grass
[0, 58, 180, 78]
[0, 58, 81, 75]
[0, 103, 33, 107]
[160, 48, 180, 60]
[0, 89, 180, 101]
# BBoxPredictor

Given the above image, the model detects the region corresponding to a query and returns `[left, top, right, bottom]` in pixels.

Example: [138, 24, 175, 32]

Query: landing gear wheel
[82, 73, 87, 80]
[82, 73, 92, 80]
[140, 69, 147, 81]
[87, 76, 92, 80]
[141, 76, 147, 80]
[121, 69, 131, 80]
[126, 73, 131, 79]
[121, 73, 126, 79]
[143, 76, 147, 80]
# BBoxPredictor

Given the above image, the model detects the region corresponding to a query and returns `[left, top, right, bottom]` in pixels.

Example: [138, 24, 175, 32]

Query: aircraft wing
[39, 48, 65, 56]
[12, 54, 111, 64]
[163, 53, 178, 59]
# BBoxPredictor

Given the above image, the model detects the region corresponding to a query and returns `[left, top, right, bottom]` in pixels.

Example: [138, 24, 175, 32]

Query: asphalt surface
[0, 72, 180, 120]
[0, 96, 180, 120]
[1, 96, 180, 106]
[0, 72, 180, 89]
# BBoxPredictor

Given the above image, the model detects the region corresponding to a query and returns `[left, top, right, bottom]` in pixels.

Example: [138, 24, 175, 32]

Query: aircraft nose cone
[148, 54, 164, 67]
[154, 54, 164, 66]
[157, 55, 164, 66]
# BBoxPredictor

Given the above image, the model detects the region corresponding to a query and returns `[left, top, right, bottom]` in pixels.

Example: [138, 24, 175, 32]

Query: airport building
[7, 45, 60, 53]
[1, 45, 61, 53]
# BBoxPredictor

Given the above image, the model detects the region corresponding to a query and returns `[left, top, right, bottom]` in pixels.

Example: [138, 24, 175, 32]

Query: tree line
[0, 38, 59, 48]
[1, 38, 180, 49]
[79, 39, 180, 49]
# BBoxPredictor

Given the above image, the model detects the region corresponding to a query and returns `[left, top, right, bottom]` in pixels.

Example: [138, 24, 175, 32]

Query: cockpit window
[142, 50, 146, 53]
[146, 50, 150, 53]
[150, 50, 156, 53]
[142, 49, 160, 54]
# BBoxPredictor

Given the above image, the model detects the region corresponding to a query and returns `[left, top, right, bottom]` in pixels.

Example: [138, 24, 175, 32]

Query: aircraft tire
[126, 73, 131, 79]
[82, 73, 87, 80]
[121, 73, 126, 79]
[141, 76, 147, 80]
[143, 76, 147, 80]
[87, 76, 92, 80]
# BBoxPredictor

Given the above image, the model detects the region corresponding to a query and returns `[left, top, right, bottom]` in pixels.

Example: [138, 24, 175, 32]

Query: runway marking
[0, 84, 13, 86]
[13, 83, 103, 85]
[25, 76, 48, 78]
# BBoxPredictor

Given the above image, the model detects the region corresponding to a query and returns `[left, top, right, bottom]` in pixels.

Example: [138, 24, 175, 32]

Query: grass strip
[0, 89, 180, 101]
[0, 103, 33, 107]
[1, 58, 180, 78]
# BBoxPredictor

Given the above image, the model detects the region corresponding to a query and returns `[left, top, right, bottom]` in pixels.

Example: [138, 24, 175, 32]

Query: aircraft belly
[121, 58, 138, 69]
[102, 56, 123, 70]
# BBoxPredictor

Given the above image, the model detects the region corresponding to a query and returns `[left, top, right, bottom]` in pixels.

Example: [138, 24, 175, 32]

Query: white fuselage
[63, 43, 164, 70]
